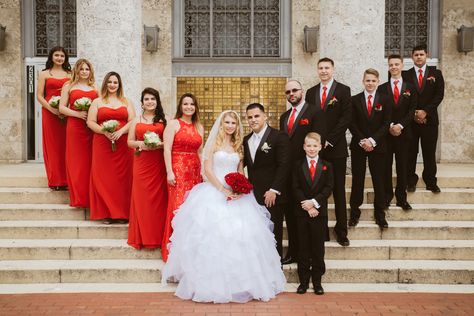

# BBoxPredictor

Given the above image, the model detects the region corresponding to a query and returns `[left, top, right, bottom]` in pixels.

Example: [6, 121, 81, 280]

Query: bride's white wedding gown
[161, 150, 286, 303]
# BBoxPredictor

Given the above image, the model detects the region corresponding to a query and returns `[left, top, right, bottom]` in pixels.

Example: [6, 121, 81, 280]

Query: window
[385, 0, 439, 58]
[33, 0, 77, 56]
[184, 0, 280, 57]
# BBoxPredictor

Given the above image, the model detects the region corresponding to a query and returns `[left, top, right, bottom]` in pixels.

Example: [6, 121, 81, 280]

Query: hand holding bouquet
[135, 131, 161, 156]
[74, 97, 92, 111]
[101, 120, 119, 152]
[48, 96, 61, 109]
[224, 172, 253, 201]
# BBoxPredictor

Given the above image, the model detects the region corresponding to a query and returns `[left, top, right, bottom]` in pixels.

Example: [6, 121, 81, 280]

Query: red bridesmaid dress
[89, 107, 133, 220]
[65, 89, 98, 208]
[42, 77, 69, 188]
[128, 121, 168, 249]
[161, 119, 202, 261]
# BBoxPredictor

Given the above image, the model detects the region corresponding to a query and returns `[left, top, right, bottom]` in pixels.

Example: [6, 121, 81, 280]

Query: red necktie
[393, 80, 400, 104]
[367, 95, 373, 117]
[310, 159, 316, 181]
[321, 86, 327, 109]
[418, 69, 423, 88]
[287, 107, 297, 134]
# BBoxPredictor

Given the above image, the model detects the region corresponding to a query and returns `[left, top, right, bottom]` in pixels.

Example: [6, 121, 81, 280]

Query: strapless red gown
[162, 119, 202, 261]
[42, 77, 69, 188]
[66, 89, 98, 208]
[89, 107, 133, 220]
[128, 122, 168, 249]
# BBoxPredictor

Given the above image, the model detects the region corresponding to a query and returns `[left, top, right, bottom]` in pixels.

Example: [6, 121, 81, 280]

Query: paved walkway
[1, 292, 473, 315]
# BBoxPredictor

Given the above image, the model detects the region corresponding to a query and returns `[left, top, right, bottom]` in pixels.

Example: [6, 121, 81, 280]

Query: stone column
[320, 0, 386, 93]
[76, 0, 142, 107]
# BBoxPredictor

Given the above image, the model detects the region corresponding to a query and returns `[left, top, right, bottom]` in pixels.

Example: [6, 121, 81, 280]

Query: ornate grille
[184, 0, 280, 57]
[176, 77, 287, 138]
[385, 0, 429, 57]
[35, 0, 77, 57]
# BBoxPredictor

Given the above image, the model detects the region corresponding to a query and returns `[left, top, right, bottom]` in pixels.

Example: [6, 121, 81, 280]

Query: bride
[161, 110, 286, 303]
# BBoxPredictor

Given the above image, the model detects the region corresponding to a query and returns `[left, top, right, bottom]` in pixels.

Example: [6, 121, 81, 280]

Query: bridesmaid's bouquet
[135, 131, 161, 156]
[74, 97, 92, 111]
[224, 172, 253, 200]
[48, 96, 61, 108]
[101, 120, 119, 152]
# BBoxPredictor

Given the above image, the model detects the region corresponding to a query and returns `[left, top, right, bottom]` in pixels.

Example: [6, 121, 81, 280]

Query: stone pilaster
[76, 0, 142, 108]
[319, 0, 386, 93]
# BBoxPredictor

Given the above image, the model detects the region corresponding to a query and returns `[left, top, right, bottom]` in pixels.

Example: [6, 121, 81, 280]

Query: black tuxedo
[292, 158, 333, 287]
[244, 125, 291, 256]
[377, 81, 417, 204]
[349, 92, 391, 220]
[279, 102, 326, 258]
[402, 66, 445, 187]
[306, 81, 352, 240]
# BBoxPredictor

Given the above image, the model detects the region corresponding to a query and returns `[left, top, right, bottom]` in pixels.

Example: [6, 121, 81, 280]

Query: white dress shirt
[319, 78, 334, 104]
[287, 100, 305, 125]
[390, 77, 404, 129]
[363, 90, 377, 147]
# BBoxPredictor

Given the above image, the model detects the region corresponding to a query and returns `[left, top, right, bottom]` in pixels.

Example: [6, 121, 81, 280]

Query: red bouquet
[224, 172, 253, 199]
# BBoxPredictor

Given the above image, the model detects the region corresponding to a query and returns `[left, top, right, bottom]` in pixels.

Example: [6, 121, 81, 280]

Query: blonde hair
[363, 68, 380, 79]
[214, 111, 243, 159]
[70, 59, 95, 87]
[304, 132, 321, 145]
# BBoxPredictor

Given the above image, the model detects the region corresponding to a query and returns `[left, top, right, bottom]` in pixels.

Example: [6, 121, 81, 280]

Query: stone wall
[141, 0, 174, 117]
[439, 0, 474, 162]
[0, 0, 22, 162]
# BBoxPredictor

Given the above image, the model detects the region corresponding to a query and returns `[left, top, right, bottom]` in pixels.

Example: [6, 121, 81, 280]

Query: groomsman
[349, 69, 392, 229]
[377, 54, 417, 210]
[279, 80, 326, 264]
[402, 44, 445, 193]
[305, 57, 352, 247]
[244, 103, 291, 257]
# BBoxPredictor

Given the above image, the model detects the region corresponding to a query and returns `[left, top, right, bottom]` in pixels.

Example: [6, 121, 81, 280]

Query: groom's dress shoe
[348, 218, 359, 227]
[314, 284, 324, 295]
[337, 236, 350, 247]
[426, 185, 441, 193]
[396, 201, 412, 210]
[375, 218, 389, 229]
[296, 284, 308, 294]
[281, 256, 295, 265]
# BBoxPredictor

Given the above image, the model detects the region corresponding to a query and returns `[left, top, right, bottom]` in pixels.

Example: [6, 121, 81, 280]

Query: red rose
[299, 118, 309, 125]
[224, 172, 253, 200]
[322, 165, 327, 171]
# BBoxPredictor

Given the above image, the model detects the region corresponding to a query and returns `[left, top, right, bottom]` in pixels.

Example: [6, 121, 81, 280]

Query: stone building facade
[0, 0, 472, 162]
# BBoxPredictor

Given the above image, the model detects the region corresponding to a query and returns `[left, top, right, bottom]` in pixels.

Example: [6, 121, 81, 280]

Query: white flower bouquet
[101, 120, 119, 152]
[135, 131, 161, 156]
[48, 96, 61, 109]
[74, 97, 92, 111]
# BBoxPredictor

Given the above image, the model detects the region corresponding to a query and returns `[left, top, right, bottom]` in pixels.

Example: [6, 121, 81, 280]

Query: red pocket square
[299, 119, 309, 125]
[322, 165, 327, 171]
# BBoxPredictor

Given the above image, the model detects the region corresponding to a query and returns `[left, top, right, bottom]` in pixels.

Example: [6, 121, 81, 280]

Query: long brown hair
[43, 46, 71, 72]
[141, 87, 167, 125]
[70, 59, 95, 87]
[175, 93, 199, 124]
[100, 71, 126, 103]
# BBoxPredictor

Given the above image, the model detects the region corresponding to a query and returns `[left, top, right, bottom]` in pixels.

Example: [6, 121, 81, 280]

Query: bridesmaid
[59, 59, 98, 208]
[127, 87, 168, 249]
[161, 93, 203, 261]
[87, 72, 135, 224]
[36, 46, 71, 190]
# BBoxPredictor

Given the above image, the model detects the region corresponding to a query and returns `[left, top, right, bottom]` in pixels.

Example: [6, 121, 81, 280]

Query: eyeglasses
[285, 88, 302, 95]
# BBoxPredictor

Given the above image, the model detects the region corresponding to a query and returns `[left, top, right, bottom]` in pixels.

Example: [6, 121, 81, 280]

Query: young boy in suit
[292, 132, 334, 295]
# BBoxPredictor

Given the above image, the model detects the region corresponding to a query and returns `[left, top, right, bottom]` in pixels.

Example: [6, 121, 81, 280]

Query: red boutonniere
[328, 96, 338, 106]
[402, 90, 411, 98]
[299, 118, 310, 126]
[427, 76, 436, 84]
[322, 165, 327, 171]
[374, 104, 383, 111]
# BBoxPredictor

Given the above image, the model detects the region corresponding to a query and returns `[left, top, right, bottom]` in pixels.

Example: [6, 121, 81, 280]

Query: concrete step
[284, 221, 474, 240]
[1, 239, 472, 261]
[0, 188, 69, 204]
[0, 259, 471, 284]
[0, 221, 127, 239]
[0, 204, 86, 221]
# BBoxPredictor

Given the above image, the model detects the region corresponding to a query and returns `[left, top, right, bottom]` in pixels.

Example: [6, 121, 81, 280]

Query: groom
[244, 103, 291, 258]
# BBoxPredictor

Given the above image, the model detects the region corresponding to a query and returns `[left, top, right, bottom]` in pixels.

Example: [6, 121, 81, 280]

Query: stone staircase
[0, 163, 473, 291]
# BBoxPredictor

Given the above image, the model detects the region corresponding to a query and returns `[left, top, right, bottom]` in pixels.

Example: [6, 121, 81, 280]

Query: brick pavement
[0, 292, 473, 315]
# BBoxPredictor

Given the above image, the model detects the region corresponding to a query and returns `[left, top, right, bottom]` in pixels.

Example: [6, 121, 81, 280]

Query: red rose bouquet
[224, 172, 253, 200]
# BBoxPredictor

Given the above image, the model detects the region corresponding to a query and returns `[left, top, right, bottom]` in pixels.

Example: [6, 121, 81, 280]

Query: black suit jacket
[279, 102, 327, 162]
[402, 66, 444, 126]
[243, 126, 291, 205]
[377, 81, 417, 139]
[349, 92, 392, 154]
[305, 81, 352, 159]
[292, 158, 334, 218]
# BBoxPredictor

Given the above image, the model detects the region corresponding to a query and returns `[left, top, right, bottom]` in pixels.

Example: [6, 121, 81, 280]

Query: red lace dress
[128, 121, 168, 249]
[66, 89, 98, 207]
[161, 119, 202, 261]
[42, 77, 69, 188]
[89, 107, 133, 220]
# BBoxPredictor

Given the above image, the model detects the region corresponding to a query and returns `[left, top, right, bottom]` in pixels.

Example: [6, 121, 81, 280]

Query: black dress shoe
[337, 237, 350, 247]
[396, 201, 412, 210]
[103, 218, 113, 225]
[314, 284, 324, 295]
[281, 256, 296, 265]
[426, 185, 441, 193]
[407, 185, 416, 192]
[348, 218, 359, 227]
[296, 284, 308, 294]
[375, 218, 389, 229]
